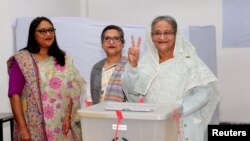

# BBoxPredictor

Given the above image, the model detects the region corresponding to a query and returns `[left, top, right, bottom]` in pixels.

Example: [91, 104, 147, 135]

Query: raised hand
[128, 36, 141, 67]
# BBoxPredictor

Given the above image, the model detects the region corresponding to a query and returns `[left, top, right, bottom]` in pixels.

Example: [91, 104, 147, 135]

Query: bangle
[65, 113, 72, 117]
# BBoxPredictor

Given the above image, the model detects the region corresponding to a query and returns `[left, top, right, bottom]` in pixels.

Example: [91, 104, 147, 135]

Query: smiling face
[35, 20, 55, 49]
[102, 29, 124, 57]
[151, 20, 176, 54]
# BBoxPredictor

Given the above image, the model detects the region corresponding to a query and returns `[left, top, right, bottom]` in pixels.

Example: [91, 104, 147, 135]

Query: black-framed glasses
[152, 30, 175, 38]
[103, 36, 121, 43]
[36, 28, 56, 35]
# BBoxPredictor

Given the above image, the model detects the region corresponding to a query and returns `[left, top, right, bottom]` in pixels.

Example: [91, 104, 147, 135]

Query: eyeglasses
[103, 36, 122, 43]
[152, 31, 175, 38]
[36, 28, 56, 35]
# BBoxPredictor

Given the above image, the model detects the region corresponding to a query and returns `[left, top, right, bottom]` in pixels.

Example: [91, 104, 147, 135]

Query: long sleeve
[181, 86, 210, 117]
[122, 63, 141, 102]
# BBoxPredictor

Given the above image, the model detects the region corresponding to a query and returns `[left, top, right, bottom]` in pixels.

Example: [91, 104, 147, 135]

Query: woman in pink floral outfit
[7, 17, 85, 141]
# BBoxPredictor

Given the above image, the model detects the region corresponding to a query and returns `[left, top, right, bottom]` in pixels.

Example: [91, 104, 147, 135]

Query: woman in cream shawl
[122, 15, 220, 141]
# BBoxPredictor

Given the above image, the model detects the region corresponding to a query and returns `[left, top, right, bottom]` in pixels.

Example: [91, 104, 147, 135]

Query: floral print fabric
[38, 56, 84, 141]
[8, 50, 84, 141]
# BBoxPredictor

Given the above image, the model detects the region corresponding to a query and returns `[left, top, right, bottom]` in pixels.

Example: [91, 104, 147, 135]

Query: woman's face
[152, 20, 176, 54]
[102, 29, 124, 57]
[35, 20, 55, 49]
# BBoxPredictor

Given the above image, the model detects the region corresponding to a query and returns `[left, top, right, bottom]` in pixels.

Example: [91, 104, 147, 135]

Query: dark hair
[151, 15, 178, 35]
[22, 16, 65, 66]
[101, 25, 125, 44]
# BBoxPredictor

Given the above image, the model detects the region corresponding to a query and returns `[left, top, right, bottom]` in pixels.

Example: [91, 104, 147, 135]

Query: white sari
[122, 29, 220, 141]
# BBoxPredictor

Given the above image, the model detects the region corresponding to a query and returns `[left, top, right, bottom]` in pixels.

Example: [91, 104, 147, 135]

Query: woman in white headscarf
[122, 15, 220, 141]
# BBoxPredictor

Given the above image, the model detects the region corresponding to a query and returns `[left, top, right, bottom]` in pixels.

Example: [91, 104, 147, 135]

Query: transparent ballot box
[78, 102, 182, 141]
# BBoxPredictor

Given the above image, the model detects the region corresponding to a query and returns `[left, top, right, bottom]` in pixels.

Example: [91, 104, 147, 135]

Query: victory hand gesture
[128, 36, 141, 67]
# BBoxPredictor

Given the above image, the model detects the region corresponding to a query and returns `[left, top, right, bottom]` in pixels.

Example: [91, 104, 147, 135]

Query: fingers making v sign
[128, 35, 141, 67]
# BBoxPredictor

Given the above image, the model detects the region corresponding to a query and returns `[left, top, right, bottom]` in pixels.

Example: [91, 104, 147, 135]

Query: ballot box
[78, 102, 182, 141]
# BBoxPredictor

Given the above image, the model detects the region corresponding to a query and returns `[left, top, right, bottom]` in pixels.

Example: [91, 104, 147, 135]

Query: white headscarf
[134, 26, 217, 96]
[133, 23, 220, 129]
[146, 30, 197, 63]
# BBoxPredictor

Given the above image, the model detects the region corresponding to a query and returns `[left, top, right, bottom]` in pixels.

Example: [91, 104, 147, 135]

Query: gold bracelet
[65, 113, 70, 116]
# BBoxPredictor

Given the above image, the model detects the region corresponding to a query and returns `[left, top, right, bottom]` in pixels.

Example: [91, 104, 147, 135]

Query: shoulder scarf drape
[7, 50, 85, 141]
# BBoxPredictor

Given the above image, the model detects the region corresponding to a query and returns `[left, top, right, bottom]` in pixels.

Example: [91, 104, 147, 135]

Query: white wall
[0, 0, 13, 114]
[87, 0, 219, 26]
[1, 1, 250, 136]
[9, 0, 82, 19]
